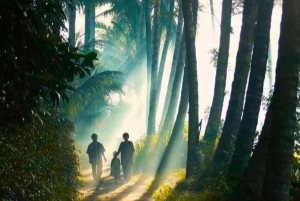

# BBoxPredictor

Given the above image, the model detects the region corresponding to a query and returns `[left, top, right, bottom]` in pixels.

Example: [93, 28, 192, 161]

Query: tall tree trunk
[84, 1, 95, 52]
[182, 0, 199, 178]
[161, 34, 186, 133]
[228, 0, 273, 178]
[232, 108, 273, 201]
[209, 0, 258, 176]
[159, 7, 184, 132]
[156, 60, 188, 178]
[261, 1, 300, 199]
[68, 0, 76, 46]
[145, 0, 152, 129]
[147, 0, 160, 135]
[90, 1, 95, 51]
[210, 0, 215, 40]
[192, 0, 199, 28]
[203, 0, 233, 145]
[267, 41, 273, 90]
[156, 0, 175, 103]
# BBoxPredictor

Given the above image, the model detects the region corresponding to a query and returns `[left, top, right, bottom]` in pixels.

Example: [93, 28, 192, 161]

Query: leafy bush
[0, 108, 79, 200]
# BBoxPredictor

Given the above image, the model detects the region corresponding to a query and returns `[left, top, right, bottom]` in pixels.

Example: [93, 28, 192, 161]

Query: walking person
[87, 133, 107, 181]
[110, 151, 121, 183]
[116, 133, 135, 181]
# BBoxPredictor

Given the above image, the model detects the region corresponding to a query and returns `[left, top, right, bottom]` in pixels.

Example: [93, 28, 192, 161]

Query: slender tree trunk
[161, 34, 186, 133]
[267, 41, 273, 90]
[147, 0, 161, 135]
[68, 0, 76, 46]
[192, 0, 199, 28]
[145, 0, 152, 129]
[228, 0, 273, 178]
[182, 0, 199, 178]
[156, 61, 188, 177]
[209, 0, 258, 176]
[261, 1, 300, 199]
[232, 108, 273, 201]
[210, 0, 215, 40]
[159, 7, 184, 132]
[90, 1, 95, 51]
[203, 0, 233, 145]
[156, 0, 175, 103]
[84, 1, 95, 52]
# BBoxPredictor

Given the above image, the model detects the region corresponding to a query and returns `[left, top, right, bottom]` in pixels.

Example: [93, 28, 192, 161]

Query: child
[110, 151, 121, 183]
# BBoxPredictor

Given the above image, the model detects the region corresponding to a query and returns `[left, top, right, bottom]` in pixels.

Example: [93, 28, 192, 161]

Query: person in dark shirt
[87, 133, 107, 181]
[116, 133, 135, 181]
[110, 151, 121, 183]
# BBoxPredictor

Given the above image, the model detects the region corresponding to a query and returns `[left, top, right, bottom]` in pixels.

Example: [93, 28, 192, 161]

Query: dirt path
[79, 168, 153, 201]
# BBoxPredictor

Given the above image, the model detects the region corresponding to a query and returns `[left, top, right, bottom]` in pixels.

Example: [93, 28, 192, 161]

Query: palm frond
[67, 71, 123, 118]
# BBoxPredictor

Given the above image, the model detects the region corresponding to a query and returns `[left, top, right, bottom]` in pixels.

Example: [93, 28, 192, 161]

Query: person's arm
[87, 145, 91, 163]
[116, 142, 122, 157]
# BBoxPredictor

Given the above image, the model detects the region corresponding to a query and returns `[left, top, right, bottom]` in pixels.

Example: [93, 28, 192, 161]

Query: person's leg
[127, 162, 132, 179]
[97, 162, 103, 179]
[92, 163, 96, 180]
[122, 163, 129, 180]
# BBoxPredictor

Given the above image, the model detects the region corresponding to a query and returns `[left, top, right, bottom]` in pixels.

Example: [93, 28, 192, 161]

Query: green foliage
[67, 70, 123, 123]
[0, 0, 97, 126]
[208, 48, 218, 67]
[0, 108, 79, 200]
[152, 173, 224, 201]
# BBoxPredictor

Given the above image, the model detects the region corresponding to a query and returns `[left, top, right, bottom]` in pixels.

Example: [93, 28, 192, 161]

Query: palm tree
[67, 0, 77, 46]
[147, 0, 161, 135]
[182, 0, 199, 178]
[228, 0, 274, 178]
[232, 108, 273, 200]
[156, 0, 175, 103]
[161, 33, 185, 133]
[209, 0, 258, 177]
[145, 0, 152, 129]
[210, 0, 215, 40]
[66, 71, 123, 134]
[83, 0, 96, 52]
[159, 3, 184, 132]
[267, 41, 273, 90]
[203, 0, 233, 145]
[155, 56, 188, 178]
[261, 0, 300, 199]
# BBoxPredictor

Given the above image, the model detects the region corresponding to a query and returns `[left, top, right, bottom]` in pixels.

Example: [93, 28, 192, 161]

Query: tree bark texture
[182, 0, 199, 178]
[159, 7, 184, 132]
[229, 0, 272, 178]
[145, 0, 152, 129]
[261, 0, 300, 199]
[84, 1, 95, 52]
[161, 34, 186, 133]
[210, 0, 257, 176]
[147, 0, 160, 135]
[157, 0, 175, 103]
[203, 0, 233, 144]
[156, 63, 189, 177]
[68, 0, 76, 46]
[232, 108, 273, 201]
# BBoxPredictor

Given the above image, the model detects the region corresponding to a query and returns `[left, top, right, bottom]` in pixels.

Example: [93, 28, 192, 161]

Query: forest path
[79, 168, 153, 201]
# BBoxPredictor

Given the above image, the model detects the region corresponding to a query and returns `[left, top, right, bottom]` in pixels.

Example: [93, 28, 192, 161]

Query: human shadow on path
[107, 176, 146, 201]
[83, 176, 123, 201]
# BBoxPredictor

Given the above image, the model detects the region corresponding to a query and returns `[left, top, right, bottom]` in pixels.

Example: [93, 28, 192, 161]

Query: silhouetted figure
[87, 133, 107, 181]
[117, 133, 135, 181]
[110, 151, 121, 183]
